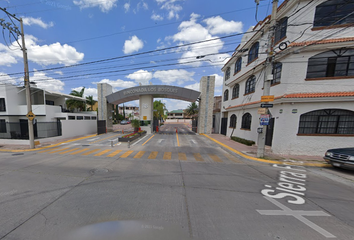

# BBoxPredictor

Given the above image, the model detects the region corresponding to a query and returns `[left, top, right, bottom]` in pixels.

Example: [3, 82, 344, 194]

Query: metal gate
[97, 120, 106, 135]
[153, 119, 159, 132]
[265, 118, 275, 146]
[192, 118, 198, 133]
[220, 118, 227, 135]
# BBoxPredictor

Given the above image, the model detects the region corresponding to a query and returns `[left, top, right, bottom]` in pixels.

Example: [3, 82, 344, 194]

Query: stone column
[139, 95, 153, 134]
[198, 76, 215, 134]
[97, 83, 114, 132]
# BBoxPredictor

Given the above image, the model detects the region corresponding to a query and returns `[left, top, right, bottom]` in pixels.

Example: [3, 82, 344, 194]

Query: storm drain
[12, 153, 24, 156]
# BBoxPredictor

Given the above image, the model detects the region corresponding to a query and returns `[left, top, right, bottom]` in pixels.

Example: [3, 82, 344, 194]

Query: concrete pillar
[97, 83, 114, 132]
[198, 76, 215, 134]
[139, 95, 153, 134]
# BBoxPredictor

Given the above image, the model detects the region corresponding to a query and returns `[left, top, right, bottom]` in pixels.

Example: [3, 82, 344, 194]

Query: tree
[86, 95, 97, 111]
[185, 102, 198, 119]
[153, 100, 166, 120]
[66, 87, 86, 112]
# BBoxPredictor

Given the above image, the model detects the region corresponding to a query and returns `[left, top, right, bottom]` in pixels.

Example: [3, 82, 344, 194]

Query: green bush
[230, 136, 255, 146]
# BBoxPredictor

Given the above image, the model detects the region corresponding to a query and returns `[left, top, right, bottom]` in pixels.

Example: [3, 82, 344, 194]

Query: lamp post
[0, 7, 35, 148]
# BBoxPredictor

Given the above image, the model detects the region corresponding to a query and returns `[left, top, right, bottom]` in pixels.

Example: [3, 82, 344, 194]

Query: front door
[19, 119, 28, 139]
[220, 118, 227, 136]
[265, 118, 275, 146]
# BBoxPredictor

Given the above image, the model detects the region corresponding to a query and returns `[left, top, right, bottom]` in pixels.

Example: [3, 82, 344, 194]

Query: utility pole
[0, 8, 35, 148]
[257, 0, 278, 157]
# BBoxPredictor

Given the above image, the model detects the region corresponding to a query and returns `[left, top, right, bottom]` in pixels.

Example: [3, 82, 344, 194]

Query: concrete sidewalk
[206, 133, 325, 164]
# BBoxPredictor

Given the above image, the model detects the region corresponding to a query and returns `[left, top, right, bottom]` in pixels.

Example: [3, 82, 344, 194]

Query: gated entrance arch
[98, 76, 215, 134]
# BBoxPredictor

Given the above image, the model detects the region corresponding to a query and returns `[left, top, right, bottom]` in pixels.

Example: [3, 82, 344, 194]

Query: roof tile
[289, 37, 354, 47]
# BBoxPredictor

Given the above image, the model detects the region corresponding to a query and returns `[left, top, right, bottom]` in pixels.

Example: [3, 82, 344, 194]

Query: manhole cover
[90, 168, 109, 174]
[12, 153, 24, 156]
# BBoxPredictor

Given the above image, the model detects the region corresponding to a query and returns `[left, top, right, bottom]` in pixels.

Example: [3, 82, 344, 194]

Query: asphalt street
[0, 123, 354, 240]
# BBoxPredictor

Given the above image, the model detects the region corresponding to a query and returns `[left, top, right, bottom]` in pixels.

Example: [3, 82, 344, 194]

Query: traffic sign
[260, 114, 270, 126]
[26, 111, 36, 121]
[261, 103, 274, 108]
[261, 95, 275, 102]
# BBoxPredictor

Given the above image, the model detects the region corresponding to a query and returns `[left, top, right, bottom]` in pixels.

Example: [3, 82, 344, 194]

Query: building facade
[167, 110, 186, 119]
[220, 0, 354, 155]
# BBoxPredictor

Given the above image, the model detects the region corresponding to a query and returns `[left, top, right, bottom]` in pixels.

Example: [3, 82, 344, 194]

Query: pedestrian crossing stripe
[82, 149, 100, 156]
[70, 148, 90, 155]
[59, 148, 80, 154]
[107, 150, 123, 157]
[94, 149, 111, 156]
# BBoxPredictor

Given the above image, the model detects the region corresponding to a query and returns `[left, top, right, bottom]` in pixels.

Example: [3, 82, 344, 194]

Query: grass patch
[230, 136, 255, 146]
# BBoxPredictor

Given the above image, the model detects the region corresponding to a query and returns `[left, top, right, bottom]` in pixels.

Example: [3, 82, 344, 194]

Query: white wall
[61, 120, 97, 138]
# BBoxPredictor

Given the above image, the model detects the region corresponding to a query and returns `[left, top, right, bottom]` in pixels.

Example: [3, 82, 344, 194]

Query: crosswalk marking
[94, 149, 111, 156]
[59, 148, 80, 155]
[208, 154, 223, 163]
[107, 150, 122, 157]
[46, 147, 70, 154]
[82, 149, 100, 156]
[178, 152, 187, 161]
[70, 148, 89, 155]
[134, 151, 145, 159]
[148, 151, 158, 159]
[224, 153, 243, 164]
[120, 150, 134, 158]
[193, 153, 204, 162]
[39, 147, 61, 153]
[163, 152, 171, 160]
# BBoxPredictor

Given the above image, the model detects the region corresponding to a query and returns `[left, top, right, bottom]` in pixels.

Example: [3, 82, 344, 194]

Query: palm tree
[153, 100, 166, 120]
[185, 102, 198, 119]
[86, 95, 97, 111]
[66, 87, 85, 112]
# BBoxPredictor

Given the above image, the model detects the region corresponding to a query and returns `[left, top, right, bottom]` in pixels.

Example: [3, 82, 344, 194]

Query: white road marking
[114, 142, 121, 146]
[87, 137, 100, 142]
[158, 139, 164, 143]
[191, 140, 197, 144]
[131, 135, 149, 147]
[257, 196, 336, 238]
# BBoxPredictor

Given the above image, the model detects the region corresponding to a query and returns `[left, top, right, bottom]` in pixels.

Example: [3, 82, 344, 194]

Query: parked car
[324, 147, 354, 170]
[127, 120, 131, 124]
[120, 120, 128, 125]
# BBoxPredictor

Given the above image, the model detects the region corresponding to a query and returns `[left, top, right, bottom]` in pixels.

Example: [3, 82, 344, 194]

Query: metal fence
[0, 121, 62, 139]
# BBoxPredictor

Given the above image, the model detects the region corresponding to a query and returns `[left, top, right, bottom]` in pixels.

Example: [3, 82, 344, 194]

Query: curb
[0, 134, 97, 153]
[201, 134, 331, 168]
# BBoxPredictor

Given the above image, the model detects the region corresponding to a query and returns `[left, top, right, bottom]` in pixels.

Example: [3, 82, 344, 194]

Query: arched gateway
[98, 76, 215, 134]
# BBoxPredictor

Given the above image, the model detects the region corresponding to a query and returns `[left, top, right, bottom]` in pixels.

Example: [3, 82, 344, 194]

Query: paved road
[1, 123, 354, 240]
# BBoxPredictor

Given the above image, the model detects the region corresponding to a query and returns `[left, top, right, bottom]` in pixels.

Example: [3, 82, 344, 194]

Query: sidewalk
[206, 133, 325, 164]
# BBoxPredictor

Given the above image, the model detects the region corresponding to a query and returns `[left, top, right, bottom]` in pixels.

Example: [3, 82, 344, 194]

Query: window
[271, 62, 282, 85]
[225, 67, 231, 80]
[314, 0, 354, 28]
[45, 100, 54, 105]
[77, 116, 83, 120]
[298, 109, 354, 134]
[306, 48, 354, 79]
[241, 113, 252, 130]
[245, 75, 256, 94]
[224, 89, 229, 101]
[274, 17, 288, 43]
[91, 116, 97, 120]
[0, 119, 6, 133]
[84, 116, 90, 120]
[0, 98, 6, 112]
[248, 42, 259, 64]
[229, 114, 237, 128]
[234, 58, 242, 74]
[232, 84, 240, 99]
[68, 116, 75, 120]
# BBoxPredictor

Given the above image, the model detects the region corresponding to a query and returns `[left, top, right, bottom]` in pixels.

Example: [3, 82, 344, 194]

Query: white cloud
[153, 69, 194, 85]
[124, 2, 130, 12]
[123, 35, 144, 54]
[156, 0, 183, 20]
[184, 82, 199, 92]
[94, 78, 137, 90]
[203, 16, 243, 35]
[73, 0, 118, 12]
[0, 72, 17, 85]
[212, 73, 223, 87]
[54, 71, 63, 75]
[22, 17, 54, 29]
[72, 86, 98, 99]
[0, 35, 84, 66]
[151, 13, 163, 21]
[126, 70, 153, 85]
[31, 71, 65, 92]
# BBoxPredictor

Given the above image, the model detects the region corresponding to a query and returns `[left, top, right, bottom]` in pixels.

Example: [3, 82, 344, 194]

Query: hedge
[230, 136, 255, 146]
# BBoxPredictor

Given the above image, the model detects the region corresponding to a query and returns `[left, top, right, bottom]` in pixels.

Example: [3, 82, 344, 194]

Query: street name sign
[261, 95, 274, 102]
[261, 103, 274, 108]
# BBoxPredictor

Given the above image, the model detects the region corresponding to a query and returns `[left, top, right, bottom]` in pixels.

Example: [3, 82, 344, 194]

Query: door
[19, 119, 28, 139]
[220, 118, 227, 136]
[265, 118, 275, 146]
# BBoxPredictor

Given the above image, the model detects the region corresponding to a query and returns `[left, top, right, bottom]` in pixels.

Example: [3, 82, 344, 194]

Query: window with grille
[224, 89, 229, 101]
[274, 17, 288, 43]
[225, 67, 231, 80]
[307, 48, 354, 78]
[241, 113, 252, 130]
[271, 62, 282, 85]
[245, 75, 256, 94]
[0, 119, 6, 133]
[232, 84, 240, 99]
[229, 114, 237, 128]
[234, 58, 242, 74]
[298, 109, 354, 134]
[314, 0, 354, 28]
[0, 98, 6, 112]
[248, 42, 259, 64]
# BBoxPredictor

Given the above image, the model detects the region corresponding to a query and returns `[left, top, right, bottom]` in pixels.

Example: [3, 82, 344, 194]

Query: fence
[0, 121, 62, 139]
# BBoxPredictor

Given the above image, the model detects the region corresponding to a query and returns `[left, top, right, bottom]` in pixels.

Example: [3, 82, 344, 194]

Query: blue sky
[0, 0, 281, 111]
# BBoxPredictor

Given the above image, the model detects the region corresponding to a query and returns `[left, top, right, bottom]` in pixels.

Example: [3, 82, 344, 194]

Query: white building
[220, 0, 354, 155]
[0, 84, 97, 144]
[118, 105, 139, 120]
